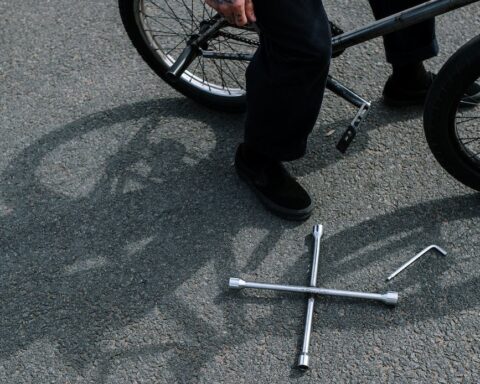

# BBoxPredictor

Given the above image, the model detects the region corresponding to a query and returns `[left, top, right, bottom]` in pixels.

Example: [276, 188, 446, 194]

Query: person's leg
[368, 0, 438, 66]
[235, 0, 331, 220]
[369, 1, 480, 106]
[369, 0, 440, 105]
[244, 0, 332, 161]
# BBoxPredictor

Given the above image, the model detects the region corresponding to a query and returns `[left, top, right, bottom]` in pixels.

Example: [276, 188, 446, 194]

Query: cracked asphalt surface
[1, 0, 479, 382]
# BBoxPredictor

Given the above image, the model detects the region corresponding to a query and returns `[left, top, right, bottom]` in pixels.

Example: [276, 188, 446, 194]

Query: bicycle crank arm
[326, 76, 369, 108]
[166, 16, 227, 80]
[229, 278, 398, 306]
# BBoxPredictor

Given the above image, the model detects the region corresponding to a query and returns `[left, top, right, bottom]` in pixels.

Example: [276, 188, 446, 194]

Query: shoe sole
[235, 161, 313, 221]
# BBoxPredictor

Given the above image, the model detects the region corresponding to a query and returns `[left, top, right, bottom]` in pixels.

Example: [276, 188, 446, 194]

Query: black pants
[244, 0, 438, 161]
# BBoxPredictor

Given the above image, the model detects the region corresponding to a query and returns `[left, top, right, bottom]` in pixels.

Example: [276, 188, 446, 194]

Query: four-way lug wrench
[229, 224, 399, 369]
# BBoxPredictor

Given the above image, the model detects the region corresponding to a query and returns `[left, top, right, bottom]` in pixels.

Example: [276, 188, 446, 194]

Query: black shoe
[234, 144, 313, 221]
[383, 72, 480, 108]
[382, 71, 434, 107]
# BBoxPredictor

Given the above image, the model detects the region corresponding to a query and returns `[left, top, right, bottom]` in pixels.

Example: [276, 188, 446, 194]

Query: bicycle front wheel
[119, 0, 259, 112]
[424, 35, 480, 191]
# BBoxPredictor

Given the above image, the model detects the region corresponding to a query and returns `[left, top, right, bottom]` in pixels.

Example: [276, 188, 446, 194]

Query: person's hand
[205, 0, 256, 27]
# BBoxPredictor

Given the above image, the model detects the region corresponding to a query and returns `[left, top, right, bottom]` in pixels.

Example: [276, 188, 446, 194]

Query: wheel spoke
[165, 37, 188, 56]
[220, 36, 249, 75]
[187, 59, 202, 83]
[456, 117, 480, 125]
[220, 58, 245, 89]
[459, 137, 480, 145]
[159, 0, 191, 36]
[468, 150, 480, 159]
[148, 0, 189, 21]
[175, 0, 200, 30]
[201, 58, 212, 92]
[142, 12, 183, 36]
[460, 100, 479, 106]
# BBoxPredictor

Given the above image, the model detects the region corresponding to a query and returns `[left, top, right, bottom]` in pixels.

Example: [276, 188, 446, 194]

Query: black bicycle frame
[332, 0, 479, 54]
[198, 0, 479, 62]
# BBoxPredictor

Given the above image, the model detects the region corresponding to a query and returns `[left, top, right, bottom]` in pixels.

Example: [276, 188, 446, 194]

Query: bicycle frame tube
[200, 0, 479, 62]
[332, 0, 479, 54]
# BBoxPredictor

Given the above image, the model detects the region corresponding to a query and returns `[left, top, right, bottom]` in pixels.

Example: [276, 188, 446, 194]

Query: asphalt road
[1, 1, 480, 383]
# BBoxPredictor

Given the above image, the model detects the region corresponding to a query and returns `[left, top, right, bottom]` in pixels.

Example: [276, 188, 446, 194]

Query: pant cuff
[385, 39, 439, 66]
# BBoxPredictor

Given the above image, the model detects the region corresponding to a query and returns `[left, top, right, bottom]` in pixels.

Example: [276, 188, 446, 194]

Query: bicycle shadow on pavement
[0, 97, 304, 381]
[0, 97, 478, 382]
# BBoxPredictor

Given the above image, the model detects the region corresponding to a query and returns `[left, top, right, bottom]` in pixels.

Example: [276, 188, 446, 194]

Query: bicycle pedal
[336, 102, 370, 153]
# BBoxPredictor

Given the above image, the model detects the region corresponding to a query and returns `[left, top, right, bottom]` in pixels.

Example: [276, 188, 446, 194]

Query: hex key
[386, 245, 447, 281]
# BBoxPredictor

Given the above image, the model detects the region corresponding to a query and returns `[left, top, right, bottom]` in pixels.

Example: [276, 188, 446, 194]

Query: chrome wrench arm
[298, 224, 323, 369]
[229, 278, 398, 306]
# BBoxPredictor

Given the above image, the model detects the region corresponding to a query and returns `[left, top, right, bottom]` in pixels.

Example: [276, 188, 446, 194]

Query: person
[205, 0, 480, 221]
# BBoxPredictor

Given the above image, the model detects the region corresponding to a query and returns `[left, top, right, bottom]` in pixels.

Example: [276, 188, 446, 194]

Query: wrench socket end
[297, 353, 310, 370]
[383, 291, 399, 306]
[229, 278, 244, 289]
[313, 224, 323, 238]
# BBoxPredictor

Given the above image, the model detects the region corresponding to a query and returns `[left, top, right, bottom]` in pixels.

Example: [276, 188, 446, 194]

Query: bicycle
[118, 0, 480, 191]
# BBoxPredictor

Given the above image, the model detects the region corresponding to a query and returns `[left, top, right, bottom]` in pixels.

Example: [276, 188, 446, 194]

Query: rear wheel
[424, 35, 480, 191]
[118, 0, 260, 112]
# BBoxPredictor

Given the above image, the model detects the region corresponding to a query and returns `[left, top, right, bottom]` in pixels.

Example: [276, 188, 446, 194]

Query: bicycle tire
[119, 0, 255, 113]
[424, 35, 480, 191]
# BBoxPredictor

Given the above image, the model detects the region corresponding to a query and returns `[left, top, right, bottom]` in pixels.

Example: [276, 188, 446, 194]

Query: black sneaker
[234, 144, 313, 221]
[383, 72, 480, 108]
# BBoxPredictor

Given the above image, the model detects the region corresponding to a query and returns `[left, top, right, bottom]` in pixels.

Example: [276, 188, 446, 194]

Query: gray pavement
[1, 0, 480, 382]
